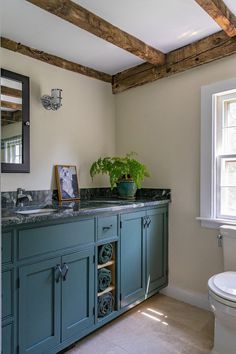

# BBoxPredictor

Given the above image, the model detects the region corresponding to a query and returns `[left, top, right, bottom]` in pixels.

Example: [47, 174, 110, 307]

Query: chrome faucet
[16, 188, 33, 207]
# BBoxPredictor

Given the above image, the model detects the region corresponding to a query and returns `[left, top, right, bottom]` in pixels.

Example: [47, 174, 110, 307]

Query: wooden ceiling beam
[26, 0, 166, 66]
[112, 31, 236, 93]
[1, 37, 111, 83]
[1, 100, 22, 110]
[1, 85, 22, 98]
[195, 0, 236, 37]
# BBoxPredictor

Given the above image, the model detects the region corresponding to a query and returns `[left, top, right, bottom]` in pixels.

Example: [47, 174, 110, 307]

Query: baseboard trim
[160, 285, 210, 311]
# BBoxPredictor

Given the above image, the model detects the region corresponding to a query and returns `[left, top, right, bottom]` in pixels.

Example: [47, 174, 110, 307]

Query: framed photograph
[55, 165, 80, 201]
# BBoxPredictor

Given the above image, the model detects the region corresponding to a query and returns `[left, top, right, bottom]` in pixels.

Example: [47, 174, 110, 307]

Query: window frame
[199, 77, 236, 229]
[215, 93, 236, 221]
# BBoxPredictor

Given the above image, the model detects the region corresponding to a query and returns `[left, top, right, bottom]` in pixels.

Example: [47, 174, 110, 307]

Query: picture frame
[55, 165, 80, 201]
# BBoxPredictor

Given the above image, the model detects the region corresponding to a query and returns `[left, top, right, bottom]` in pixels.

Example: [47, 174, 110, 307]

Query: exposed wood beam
[26, 0, 166, 66]
[112, 31, 236, 94]
[195, 0, 236, 37]
[1, 101, 22, 110]
[1, 85, 22, 98]
[1, 37, 111, 83]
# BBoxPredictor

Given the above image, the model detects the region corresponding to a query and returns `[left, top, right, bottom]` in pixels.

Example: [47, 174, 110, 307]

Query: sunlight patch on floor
[138, 308, 169, 326]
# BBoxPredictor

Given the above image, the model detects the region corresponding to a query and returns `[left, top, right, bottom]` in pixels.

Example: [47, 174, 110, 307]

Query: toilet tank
[220, 225, 236, 271]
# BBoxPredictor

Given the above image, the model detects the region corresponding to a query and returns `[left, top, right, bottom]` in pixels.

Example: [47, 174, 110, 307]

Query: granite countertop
[2, 197, 170, 227]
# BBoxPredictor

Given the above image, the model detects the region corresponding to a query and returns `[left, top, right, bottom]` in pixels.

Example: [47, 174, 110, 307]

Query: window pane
[221, 159, 236, 186]
[225, 100, 236, 127]
[220, 187, 236, 216]
[222, 127, 236, 154]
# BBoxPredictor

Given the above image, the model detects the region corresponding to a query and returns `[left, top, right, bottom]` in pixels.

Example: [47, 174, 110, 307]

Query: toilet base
[213, 318, 236, 354]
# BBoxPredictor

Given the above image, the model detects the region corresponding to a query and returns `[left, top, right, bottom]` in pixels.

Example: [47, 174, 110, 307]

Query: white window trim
[198, 77, 236, 229]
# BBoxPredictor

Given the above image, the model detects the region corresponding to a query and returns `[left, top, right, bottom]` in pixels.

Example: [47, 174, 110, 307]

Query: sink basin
[15, 208, 56, 215]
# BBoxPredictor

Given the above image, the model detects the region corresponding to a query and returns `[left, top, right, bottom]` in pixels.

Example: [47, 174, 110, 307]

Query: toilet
[208, 225, 236, 354]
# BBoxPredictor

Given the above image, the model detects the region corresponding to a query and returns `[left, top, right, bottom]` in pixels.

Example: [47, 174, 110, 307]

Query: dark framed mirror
[1, 69, 30, 173]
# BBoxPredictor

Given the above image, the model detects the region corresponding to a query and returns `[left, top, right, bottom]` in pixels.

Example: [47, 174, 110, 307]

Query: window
[199, 77, 236, 228]
[215, 93, 236, 219]
[1, 135, 22, 164]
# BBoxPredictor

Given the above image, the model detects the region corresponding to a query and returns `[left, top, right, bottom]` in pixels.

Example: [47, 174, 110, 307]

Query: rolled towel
[98, 268, 112, 292]
[98, 292, 114, 318]
[98, 243, 113, 264]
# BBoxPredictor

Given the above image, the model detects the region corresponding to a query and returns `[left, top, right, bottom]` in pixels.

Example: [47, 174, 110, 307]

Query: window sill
[196, 217, 236, 229]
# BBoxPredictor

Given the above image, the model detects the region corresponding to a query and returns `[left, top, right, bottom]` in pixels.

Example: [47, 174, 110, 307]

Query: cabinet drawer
[2, 323, 13, 354]
[98, 215, 118, 240]
[2, 269, 13, 319]
[2, 231, 13, 265]
[18, 219, 95, 260]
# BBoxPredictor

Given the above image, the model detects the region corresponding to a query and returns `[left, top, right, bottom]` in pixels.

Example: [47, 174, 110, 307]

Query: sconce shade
[41, 88, 62, 110]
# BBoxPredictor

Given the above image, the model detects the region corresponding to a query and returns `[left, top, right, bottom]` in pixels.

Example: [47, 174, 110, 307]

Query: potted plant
[90, 153, 150, 199]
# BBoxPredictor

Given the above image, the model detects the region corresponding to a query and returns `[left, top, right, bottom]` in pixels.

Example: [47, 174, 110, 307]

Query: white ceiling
[1, 0, 236, 75]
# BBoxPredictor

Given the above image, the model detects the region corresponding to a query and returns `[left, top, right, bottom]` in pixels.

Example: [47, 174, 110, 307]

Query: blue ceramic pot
[117, 180, 137, 199]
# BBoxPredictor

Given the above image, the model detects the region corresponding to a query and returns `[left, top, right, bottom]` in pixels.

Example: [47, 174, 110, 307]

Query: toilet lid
[208, 271, 236, 302]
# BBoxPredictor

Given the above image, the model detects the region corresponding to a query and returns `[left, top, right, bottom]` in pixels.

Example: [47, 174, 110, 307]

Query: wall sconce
[41, 88, 62, 110]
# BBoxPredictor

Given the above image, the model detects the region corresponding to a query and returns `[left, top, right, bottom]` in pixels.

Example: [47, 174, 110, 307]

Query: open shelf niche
[97, 241, 117, 319]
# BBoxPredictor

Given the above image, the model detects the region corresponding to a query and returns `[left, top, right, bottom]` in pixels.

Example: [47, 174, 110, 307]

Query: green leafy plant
[90, 152, 150, 189]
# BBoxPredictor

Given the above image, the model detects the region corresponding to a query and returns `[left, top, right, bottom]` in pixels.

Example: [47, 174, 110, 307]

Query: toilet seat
[208, 271, 236, 304]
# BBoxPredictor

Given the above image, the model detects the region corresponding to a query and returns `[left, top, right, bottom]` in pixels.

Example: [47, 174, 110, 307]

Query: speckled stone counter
[2, 197, 170, 227]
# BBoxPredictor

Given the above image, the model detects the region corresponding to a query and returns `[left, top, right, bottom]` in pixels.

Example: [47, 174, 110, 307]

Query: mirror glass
[1, 69, 30, 173]
[1, 77, 23, 164]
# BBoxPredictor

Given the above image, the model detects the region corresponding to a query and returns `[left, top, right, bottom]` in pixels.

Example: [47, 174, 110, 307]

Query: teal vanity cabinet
[120, 211, 146, 307]
[1, 202, 169, 354]
[61, 248, 94, 341]
[19, 248, 94, 354]
[2, 230, 15, 354]
[145, 207, 168, 296]
[19, 257, 61, 354]
[2, 217, 95, 354]
[120, 206, 168, 308]
[96, 215, 119, 322]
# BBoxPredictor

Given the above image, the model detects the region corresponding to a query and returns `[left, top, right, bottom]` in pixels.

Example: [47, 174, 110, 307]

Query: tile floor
[64, 294, 214, 354]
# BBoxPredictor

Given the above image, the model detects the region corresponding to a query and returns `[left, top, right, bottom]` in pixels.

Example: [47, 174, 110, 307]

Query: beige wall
[1, 48, 115, 191]
[115, 55, 236, 298]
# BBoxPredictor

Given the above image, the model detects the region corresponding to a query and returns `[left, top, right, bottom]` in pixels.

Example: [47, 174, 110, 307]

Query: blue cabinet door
[2, 269, 14, 320]
[146, 207, 168, 295]
[19, 257, 61, 354]
[61, 248, 95, 341]
[120, 211, 146, 307]
[2, 323, 13, 354]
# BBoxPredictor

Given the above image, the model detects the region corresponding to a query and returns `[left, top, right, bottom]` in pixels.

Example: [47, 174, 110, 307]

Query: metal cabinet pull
[143, 217, 147, 228]
[103, 224, 113, 231]
[62, 263, 69, 281]
[55, 264, 62, 283]
[147, 217, 152, 228]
